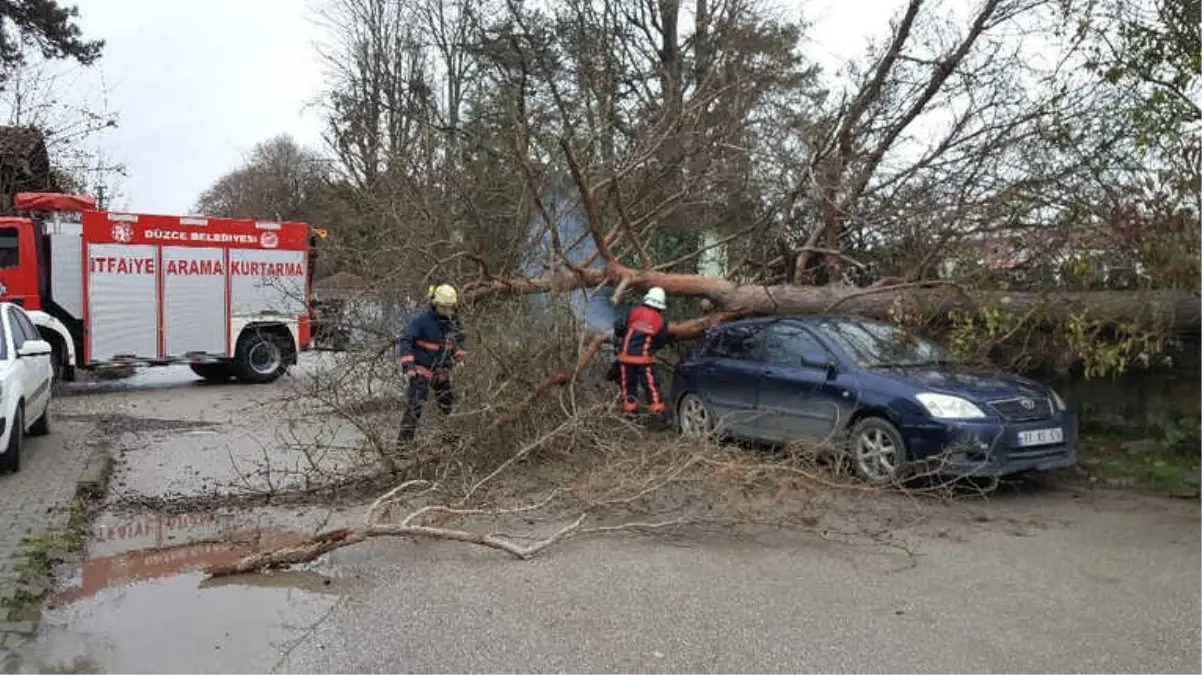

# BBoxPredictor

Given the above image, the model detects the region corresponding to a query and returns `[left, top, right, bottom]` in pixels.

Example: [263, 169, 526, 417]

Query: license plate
[1017, 427, 1064, 447]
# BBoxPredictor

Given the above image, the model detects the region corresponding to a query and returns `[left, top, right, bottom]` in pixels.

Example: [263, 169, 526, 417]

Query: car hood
[867, 363, 1049, 402]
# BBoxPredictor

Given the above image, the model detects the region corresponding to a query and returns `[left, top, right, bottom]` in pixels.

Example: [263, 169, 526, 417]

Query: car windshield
[815, 318, 951, 368]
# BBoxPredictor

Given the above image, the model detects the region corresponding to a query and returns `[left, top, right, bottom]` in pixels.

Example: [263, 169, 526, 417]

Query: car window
[11, 309, 37, 346]
[710, 324, 765, 362]
[815, 317, 949, 368]
[5, 308, 27, 348]
[764, 323, 827, 367]
[0, 228, 17, 269]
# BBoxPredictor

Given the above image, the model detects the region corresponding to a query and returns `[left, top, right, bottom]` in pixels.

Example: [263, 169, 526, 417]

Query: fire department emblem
[111, 223, 133, 243]
[259, 231, 279, 249]
[0, 281, 7, 297]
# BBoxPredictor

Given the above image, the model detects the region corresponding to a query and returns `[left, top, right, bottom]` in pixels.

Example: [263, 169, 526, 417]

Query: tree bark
[463, 263, 1201, 339]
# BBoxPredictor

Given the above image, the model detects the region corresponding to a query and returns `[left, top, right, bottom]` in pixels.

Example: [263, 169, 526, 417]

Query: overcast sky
[62, 0, 905, 215]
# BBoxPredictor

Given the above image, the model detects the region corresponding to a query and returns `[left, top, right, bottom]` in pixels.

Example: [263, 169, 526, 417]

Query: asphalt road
[11, 360, 1202, 674]
[290, 491, 1199, 674]
[21, 490, 1200, 673]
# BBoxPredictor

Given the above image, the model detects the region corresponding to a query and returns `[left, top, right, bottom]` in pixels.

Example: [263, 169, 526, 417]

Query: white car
[0, 302, 54, 473]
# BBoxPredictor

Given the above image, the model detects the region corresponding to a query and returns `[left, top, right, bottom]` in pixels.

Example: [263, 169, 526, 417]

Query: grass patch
[1078, 432, 1201, 497]
[4, 454, 111, 621]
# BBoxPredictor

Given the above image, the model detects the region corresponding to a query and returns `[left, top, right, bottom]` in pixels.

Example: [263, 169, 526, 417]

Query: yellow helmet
[432, 284, 458, 307]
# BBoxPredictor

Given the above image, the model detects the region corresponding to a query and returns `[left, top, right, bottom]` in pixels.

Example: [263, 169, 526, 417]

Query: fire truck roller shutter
[86, 243, 159, 362]
[162, 246, 226, 359]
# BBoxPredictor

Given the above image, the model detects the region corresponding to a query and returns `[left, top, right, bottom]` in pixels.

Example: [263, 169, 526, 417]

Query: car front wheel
[676, 392, 716, 438]
[28, 400, 49, 437]
[847, 416, 908, 485]
[1, 406, 23, 473]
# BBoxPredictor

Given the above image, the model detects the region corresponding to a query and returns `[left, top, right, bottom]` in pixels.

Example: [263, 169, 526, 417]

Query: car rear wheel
[676, 393, 715, 438]
[848, 416, 908, 485]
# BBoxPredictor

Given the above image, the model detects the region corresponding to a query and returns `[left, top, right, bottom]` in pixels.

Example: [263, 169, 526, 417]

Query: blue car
[670, 315, 1078, 484]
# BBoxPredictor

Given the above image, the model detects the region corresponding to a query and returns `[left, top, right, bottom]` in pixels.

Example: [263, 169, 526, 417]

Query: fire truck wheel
[233, 332, 287, 384]
[1, 406, 22, 473]
[189, 363, 234, 383]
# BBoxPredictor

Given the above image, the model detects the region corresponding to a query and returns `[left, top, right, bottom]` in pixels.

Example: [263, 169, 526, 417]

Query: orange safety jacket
[614, 304, 668, 365]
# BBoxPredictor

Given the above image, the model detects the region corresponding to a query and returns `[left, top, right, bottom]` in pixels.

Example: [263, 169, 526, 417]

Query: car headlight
[1049, 388, 1066, 411]
[915, 393, 987, 420]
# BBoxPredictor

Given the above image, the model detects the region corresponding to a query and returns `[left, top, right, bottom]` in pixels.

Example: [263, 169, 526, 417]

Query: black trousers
[619, 362, 665, 412]
[398, 372, 454, 442]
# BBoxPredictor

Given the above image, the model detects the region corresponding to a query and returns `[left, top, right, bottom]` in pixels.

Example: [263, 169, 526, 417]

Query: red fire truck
[0, 192, 315, 384]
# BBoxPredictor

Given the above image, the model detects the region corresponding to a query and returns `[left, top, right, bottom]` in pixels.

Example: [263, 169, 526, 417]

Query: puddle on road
[13, 508, 356, 674]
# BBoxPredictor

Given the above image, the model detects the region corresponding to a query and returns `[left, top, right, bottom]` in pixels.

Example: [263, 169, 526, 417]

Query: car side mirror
[17, 339, 52, 358]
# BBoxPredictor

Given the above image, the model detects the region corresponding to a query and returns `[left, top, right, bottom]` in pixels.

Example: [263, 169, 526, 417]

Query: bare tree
[186, 0, 1202, 576]
[193, 134, 332, 220]
[0, 54, 122, 206]
[204, 0, 1200, 366]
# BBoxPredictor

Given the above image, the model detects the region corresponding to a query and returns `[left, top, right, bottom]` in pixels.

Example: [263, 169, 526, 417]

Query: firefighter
[397, 283, 466, 443]
[613, 286, 671, 414]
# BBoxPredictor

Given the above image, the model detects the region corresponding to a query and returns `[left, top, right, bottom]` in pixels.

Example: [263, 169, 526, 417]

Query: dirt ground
[7, 356, 1200, 674]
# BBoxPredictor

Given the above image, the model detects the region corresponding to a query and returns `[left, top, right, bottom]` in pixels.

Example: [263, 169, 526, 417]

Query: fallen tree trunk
[714, 283, 1202, 332]
[463, 264, 1202, 337]
[465, 266, 1198, 430]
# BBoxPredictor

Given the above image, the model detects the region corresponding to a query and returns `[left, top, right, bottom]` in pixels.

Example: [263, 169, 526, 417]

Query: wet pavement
[0, 356, 373, 670]
[8, 490, 1198, 673]
[22, 506, 356, 674]
[0, 403, 111, 662]
[8, 358, 1200, 673]
[54, 358, 373, 501]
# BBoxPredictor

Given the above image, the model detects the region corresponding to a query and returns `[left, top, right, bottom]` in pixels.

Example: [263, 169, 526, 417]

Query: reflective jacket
[614, 304, 669, 365]
[398, 308, 466, 377]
